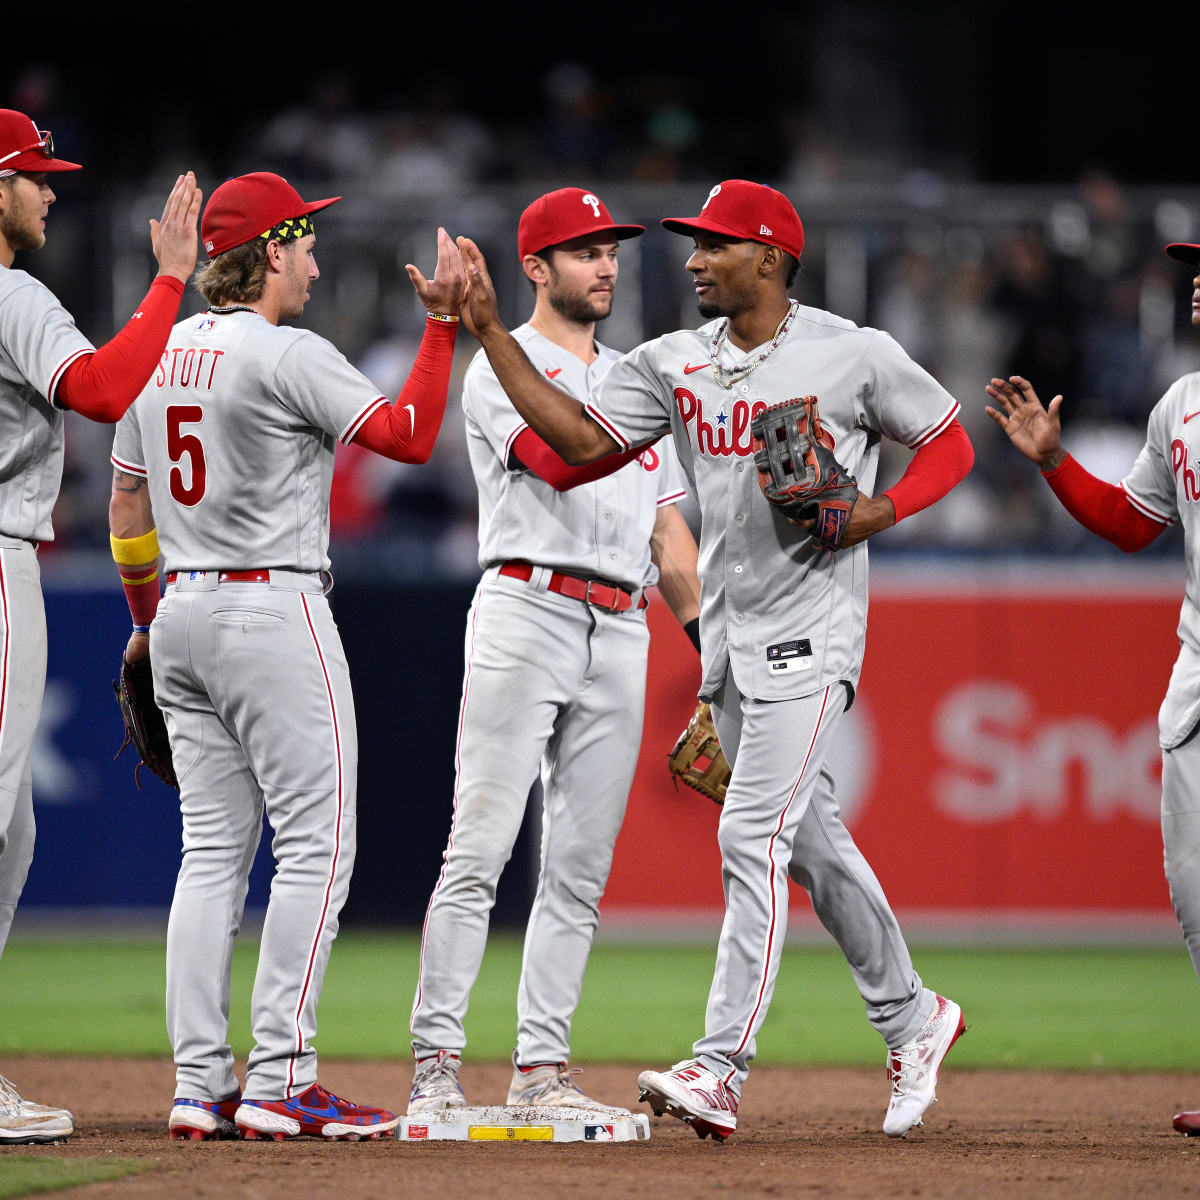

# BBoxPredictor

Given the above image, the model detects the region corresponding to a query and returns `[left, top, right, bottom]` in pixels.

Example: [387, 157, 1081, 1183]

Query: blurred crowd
[9, 64, 1200, 578]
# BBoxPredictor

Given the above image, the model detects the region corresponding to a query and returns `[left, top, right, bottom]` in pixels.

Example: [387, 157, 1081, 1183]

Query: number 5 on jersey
[167, 404, 206, 506]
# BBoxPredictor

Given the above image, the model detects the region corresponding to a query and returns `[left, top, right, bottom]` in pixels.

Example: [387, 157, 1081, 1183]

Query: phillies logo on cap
[662, 180, 804, 261]
[516, 187, 645, 261]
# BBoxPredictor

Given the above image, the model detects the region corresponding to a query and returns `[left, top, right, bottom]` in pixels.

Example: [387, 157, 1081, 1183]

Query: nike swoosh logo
[545, 368, 562, 379]
[683, 362, 712, 375]
[1185, 411, 1200, 424]
[403, 403, 416, 435]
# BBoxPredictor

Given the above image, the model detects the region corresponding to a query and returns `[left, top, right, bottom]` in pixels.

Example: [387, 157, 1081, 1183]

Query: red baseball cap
[661, 180, 804, 261]
[1166, 243, 1200, 266]
[0, 110, 80, 176]
[201, 172, 340, 258]
[517, 187, 644, 261]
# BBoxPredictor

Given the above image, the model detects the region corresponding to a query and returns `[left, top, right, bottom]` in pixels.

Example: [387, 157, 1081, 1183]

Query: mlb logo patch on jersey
[196, 318, 216, 333]
[767, 639, 812, 671]
[187, 571, 208, 582]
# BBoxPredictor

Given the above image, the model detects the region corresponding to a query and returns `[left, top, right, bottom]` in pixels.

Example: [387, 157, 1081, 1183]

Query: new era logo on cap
[661, 180, 804, 261]
[517, 187, 645, 261]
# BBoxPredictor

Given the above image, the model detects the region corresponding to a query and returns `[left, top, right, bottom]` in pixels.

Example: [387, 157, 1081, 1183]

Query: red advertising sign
[604, 570, 1183, 924]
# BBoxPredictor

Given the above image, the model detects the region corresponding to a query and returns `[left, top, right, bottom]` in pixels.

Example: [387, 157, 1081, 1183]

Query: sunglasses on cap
[0, 129, 54, 178]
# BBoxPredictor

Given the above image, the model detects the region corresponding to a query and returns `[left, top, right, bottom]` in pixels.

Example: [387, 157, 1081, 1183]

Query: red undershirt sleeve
[508, 427, 648, 491]
[350, 317, 458, 463]
[1040, 453, 1165, 552]
[882, 419, 974, 522]
[56, 275, 185, 422]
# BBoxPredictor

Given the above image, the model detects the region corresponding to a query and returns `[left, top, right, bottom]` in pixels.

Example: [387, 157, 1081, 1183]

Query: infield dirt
[4, 1056, 1200, 1197]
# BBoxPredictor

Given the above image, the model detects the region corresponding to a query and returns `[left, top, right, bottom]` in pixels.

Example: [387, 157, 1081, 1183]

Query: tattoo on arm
[113, 470, 145, 494]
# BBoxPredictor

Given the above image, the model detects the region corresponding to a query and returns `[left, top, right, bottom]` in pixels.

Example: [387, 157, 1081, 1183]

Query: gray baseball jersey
[464, 323, 688, 589]
[116, 306, 388, 1105]
[1120, 371, 1200, 748]
[110, 308, 386, 572]
[0, 266, 94, 542]
[0, 264, 92, 968]
[583, 299, 957, 1106]
[586, 302, 959, 701]
[411, 327, 686, 1084]
[1116, 370, 1200, 998]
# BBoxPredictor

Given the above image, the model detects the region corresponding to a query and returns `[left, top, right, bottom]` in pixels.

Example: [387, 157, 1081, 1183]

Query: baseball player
[106, 172, 468, 1141]
[986, 240, 1200, 1138]
[0, 109, 200, 1144]
[454, 179, 975, 1140]
[408, 188, 700, 1115]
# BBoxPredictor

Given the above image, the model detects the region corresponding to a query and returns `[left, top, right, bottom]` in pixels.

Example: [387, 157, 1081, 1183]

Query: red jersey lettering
[674, 387, 768, 457]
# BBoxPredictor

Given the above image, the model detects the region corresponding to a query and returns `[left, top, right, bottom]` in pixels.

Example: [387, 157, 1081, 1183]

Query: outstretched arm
[456, 236, 618, 464]
[985, 375, 1066, 470]
[351, 229, 466, 463]
[57, 174, 202, 422]
[986, 375, 1163, 552]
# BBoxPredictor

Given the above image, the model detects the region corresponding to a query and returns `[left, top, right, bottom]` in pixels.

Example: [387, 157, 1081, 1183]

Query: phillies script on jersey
[674, 386, 767, 457]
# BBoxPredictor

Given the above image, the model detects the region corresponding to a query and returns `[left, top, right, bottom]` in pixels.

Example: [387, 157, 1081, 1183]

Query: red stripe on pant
[726, 686, 832, 1075]
[288, 593, 345, 1096]
[0, 551, 9, 755]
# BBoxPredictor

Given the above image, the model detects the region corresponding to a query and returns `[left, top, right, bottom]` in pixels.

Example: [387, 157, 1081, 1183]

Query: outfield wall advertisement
[604, 567, 1185, 930]
[18, 566, 1188, 933]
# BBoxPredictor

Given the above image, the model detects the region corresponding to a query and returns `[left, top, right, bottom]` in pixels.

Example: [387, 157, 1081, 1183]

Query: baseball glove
[113, 655, 178, 790]
[750, 395, 859, 550]
[667, 701, 731, 806]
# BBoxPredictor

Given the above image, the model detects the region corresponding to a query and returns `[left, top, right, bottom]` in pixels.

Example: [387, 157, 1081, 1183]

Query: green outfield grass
[0, 1158, 147, 1198]
[1, 934, 1198, 1071]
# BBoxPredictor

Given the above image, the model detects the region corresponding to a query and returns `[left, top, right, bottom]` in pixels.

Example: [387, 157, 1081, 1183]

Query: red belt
[166, 570, 271, 584]
[499, 561, 647, 613]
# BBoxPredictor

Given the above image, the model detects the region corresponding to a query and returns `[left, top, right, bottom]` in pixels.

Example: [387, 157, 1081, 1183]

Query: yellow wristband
[110, 528, 160, 566]
[119, 568, 159, 586]
[426, 311, 460, 324]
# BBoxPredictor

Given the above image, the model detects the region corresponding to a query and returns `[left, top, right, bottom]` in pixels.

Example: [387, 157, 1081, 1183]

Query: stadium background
[6, 0, 1200, 978]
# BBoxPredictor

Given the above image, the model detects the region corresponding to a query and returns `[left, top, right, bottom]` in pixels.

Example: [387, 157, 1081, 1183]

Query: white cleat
[882, 994, 966, 1138]
[506, 1052, 627, 1112]
[0, 1075, 74, 1144]
[408, 1050, 467, 1115]
[637, 1059, 738, 1141]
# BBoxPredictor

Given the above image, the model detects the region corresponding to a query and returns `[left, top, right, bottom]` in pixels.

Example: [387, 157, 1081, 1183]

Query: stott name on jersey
[155, 346, 224, 391]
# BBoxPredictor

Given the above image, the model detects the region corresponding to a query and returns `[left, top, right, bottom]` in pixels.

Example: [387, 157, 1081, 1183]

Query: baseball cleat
[636, 1059, 738, 1141]
[882, 994, 966, 1138]
[168, 1092, 242, 1140]
[1172, 1110, 1200, 1135]
[408, 1049, 467, 1114]
[235, 1083, 399, 1141]
[0, 1075, 73, 1144]
[507, 1051, 627, 1111]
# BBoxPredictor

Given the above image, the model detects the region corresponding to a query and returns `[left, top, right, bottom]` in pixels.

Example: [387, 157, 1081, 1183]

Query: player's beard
[0, 185, 45, 253]
[547, 277, 612, 326]
[697, 283, 753, 321]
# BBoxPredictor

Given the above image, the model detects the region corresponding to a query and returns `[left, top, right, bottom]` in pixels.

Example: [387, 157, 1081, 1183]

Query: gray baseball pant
[0, 542, 45, 959]
[412, 568, 648, 1067]
[694, 665, 932, 1093]
[153, 571, 357, 1102]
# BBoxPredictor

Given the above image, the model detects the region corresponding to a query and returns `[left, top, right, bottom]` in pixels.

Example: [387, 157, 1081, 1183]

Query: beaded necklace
[709, 299, 800, 390]
[209, 305, 258, 316]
